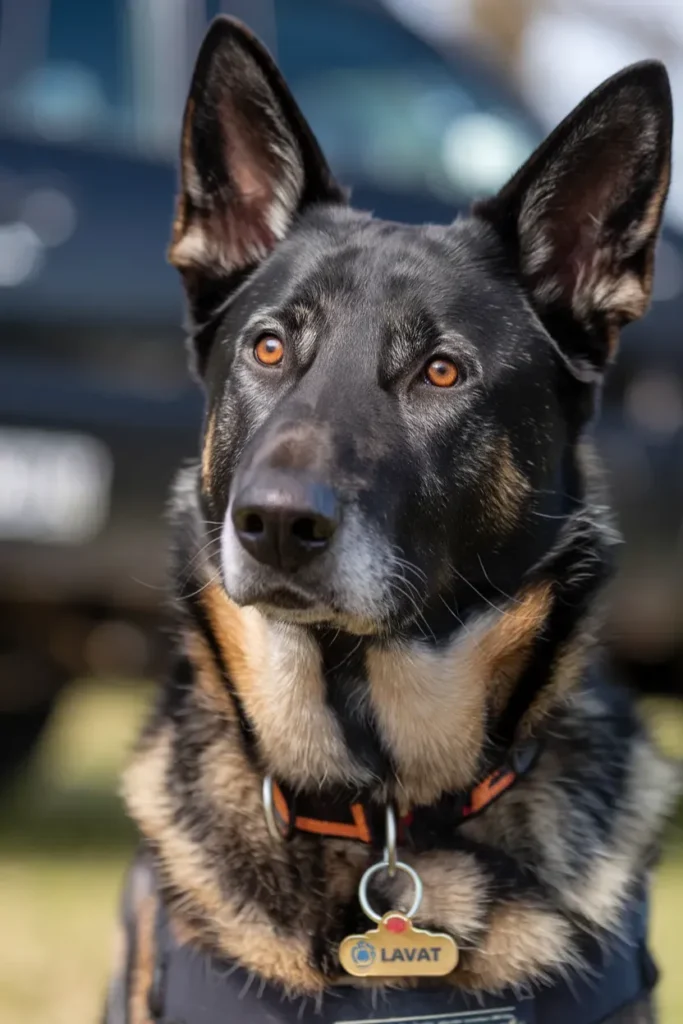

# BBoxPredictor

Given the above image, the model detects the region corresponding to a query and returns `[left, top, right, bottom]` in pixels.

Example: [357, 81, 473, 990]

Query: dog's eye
[425, 357, 459, 388]
[254, 334, 284, 367]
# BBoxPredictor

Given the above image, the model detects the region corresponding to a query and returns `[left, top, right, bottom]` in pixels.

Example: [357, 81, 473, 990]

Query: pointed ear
[474, 61, 672, 378]
[168, 17, 345, 334]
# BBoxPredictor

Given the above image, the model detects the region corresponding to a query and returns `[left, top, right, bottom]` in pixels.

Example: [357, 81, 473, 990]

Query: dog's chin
[258, 604, 381, 634]
[226, 578, 386, 635]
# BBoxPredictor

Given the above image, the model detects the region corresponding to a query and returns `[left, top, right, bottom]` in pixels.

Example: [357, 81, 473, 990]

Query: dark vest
[146, 891, 656, 1024]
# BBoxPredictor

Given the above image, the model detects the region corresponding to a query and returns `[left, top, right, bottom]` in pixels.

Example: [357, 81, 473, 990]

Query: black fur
[108, 19, 679, 1024]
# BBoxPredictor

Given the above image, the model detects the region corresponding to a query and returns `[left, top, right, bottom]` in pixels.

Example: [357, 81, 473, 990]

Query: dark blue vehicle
[0, 0, 680, 773]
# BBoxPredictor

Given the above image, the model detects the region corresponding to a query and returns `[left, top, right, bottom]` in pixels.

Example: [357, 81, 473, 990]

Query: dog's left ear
[475, 61, 672, 378]
[169, 17, 345, 335]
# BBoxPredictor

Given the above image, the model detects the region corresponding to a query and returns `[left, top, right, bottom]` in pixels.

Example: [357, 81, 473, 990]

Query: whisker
[326, 637, 364, 674]
[451, 566, 510, 616]
[389, 547, 428, 583]
[179, 568, 223, 600]
[386, 572, 435, 644]
[530, 510, 570, 521]
[179, 528, 223, 583]
[476, 554, 520, 604]
[438, 595, 472, 637]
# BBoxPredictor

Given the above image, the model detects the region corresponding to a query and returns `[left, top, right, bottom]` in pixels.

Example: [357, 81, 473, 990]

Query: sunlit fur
[107, 21, 678, 1024]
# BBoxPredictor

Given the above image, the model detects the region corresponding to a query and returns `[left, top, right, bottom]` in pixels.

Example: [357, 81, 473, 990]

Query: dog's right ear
[169, 17, 345, 370]
[474, 61, 672, 381]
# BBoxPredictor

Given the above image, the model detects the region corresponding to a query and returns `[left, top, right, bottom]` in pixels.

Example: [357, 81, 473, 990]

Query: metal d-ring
[262, 775, 281, 841]
[358, 858, 423, 924]
[384, 803, 397, 877]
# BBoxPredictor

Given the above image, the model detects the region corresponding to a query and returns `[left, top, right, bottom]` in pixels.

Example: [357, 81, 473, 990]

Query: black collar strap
[269, 739, 541, 848]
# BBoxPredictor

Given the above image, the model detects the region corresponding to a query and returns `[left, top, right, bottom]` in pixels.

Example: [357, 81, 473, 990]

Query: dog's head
[170, 18, 671, 636]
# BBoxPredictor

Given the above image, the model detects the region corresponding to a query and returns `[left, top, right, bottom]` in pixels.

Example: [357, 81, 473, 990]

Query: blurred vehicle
[0, 0, 680, 777]
[600, 235, 683, 694]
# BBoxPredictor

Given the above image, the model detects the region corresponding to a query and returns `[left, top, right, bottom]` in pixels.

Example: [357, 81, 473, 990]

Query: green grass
[0, 682, 681, 1024]
[1, 853, 126, 1024]
[652, 851, 683, 1022]
[0, 681, 145, 1024]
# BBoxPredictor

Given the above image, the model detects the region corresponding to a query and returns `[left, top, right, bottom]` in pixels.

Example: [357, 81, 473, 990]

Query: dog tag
[339, 912, 459, 978]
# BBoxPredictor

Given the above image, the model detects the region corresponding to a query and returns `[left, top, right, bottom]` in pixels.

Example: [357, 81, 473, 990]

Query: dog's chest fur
[119, 468, 678, 1020]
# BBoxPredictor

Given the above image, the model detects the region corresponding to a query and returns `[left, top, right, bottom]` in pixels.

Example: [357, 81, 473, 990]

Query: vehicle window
[274, 0, 540, 201]
[0, 0, 540, 199]
[0, 0, 193, 157]
[0, 0, 129, 145]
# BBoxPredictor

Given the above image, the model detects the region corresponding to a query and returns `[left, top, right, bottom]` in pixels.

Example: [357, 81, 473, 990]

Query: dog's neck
[173, 467, 614, 808]
[122, 468, 679, 1004]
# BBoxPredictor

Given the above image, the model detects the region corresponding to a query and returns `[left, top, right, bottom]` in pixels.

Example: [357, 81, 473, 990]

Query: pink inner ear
[523, 139, 633, 307]
[216, 97, 281, 264]
[232, 158, 271, 208]
[225, 158, 278, 265]
[543, 149, 620, 254]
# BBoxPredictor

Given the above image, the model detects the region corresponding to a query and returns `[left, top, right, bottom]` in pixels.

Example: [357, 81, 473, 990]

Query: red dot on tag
[385, 915, 407, 933]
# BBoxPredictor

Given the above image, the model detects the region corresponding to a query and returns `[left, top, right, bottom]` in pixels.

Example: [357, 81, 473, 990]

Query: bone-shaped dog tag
[339, 912, 459, 978]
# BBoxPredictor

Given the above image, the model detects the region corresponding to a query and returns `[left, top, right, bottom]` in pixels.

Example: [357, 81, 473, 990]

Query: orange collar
[270, 741, 539, 845]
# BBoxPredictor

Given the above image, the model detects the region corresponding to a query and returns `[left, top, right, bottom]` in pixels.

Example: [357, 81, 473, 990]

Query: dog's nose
[231, 473, 339, 571]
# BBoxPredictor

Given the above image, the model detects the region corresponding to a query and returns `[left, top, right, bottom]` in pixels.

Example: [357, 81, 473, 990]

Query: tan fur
[322, 840, 371, 905]
[483, 437, 530, 535]
[186, 628, 238, 725]
[169, 194, 190, 263]
[457, 904, 578, 993]
[199, 583, 371, 787]
[123, 726, 328, 994]
[565, 737, 680, 929]
[390, 850, 491, 950]
[168, 100, 199, 267]
[607, 322, 620, 360]
[128, 893, 157, 1024]
[367, 637, 487, 805]
[169, 222, 219, 272]
[201, 410, 217, 492]
[478, 582, 553, 714]
[123, 619, 678, 1003]
[367, 583, 552, 805]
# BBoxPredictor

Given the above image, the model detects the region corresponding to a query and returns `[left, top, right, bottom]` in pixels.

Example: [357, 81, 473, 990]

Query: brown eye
[425, 357, 459, 388]
[254, 334, 284, 366]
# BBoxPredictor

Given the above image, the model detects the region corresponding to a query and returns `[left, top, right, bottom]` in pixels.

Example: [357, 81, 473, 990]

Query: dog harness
[146, 889, 656, 1024]
[126, 730, 659, 1024]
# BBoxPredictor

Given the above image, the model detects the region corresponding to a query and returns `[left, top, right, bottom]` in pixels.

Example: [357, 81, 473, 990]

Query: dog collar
[263, 739, 541, 846]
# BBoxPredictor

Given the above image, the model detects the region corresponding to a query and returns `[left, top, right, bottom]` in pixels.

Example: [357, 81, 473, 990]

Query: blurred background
[0, 1, 681, 1021]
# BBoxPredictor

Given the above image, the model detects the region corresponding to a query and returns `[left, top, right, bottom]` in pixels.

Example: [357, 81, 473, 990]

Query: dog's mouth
[221, 495, 428, 635]
[255, 583, 315, 610]
[237, 576, 385, 634]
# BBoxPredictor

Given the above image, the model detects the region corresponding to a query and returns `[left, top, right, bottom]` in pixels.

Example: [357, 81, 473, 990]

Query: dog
[105, 17, 680, 1024]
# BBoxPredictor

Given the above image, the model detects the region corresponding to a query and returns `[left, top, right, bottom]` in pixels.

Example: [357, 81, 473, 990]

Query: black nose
[231, 472, 339, 572]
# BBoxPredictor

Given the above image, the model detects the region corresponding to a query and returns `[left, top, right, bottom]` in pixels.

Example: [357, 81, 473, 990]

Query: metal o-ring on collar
[384, 803, 397, 876]
[262, 775, 281, 841]
[358, 859, 423, 924]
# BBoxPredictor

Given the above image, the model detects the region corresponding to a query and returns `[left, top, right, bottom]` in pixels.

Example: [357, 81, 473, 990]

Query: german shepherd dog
[107, 18, 680, 1024]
